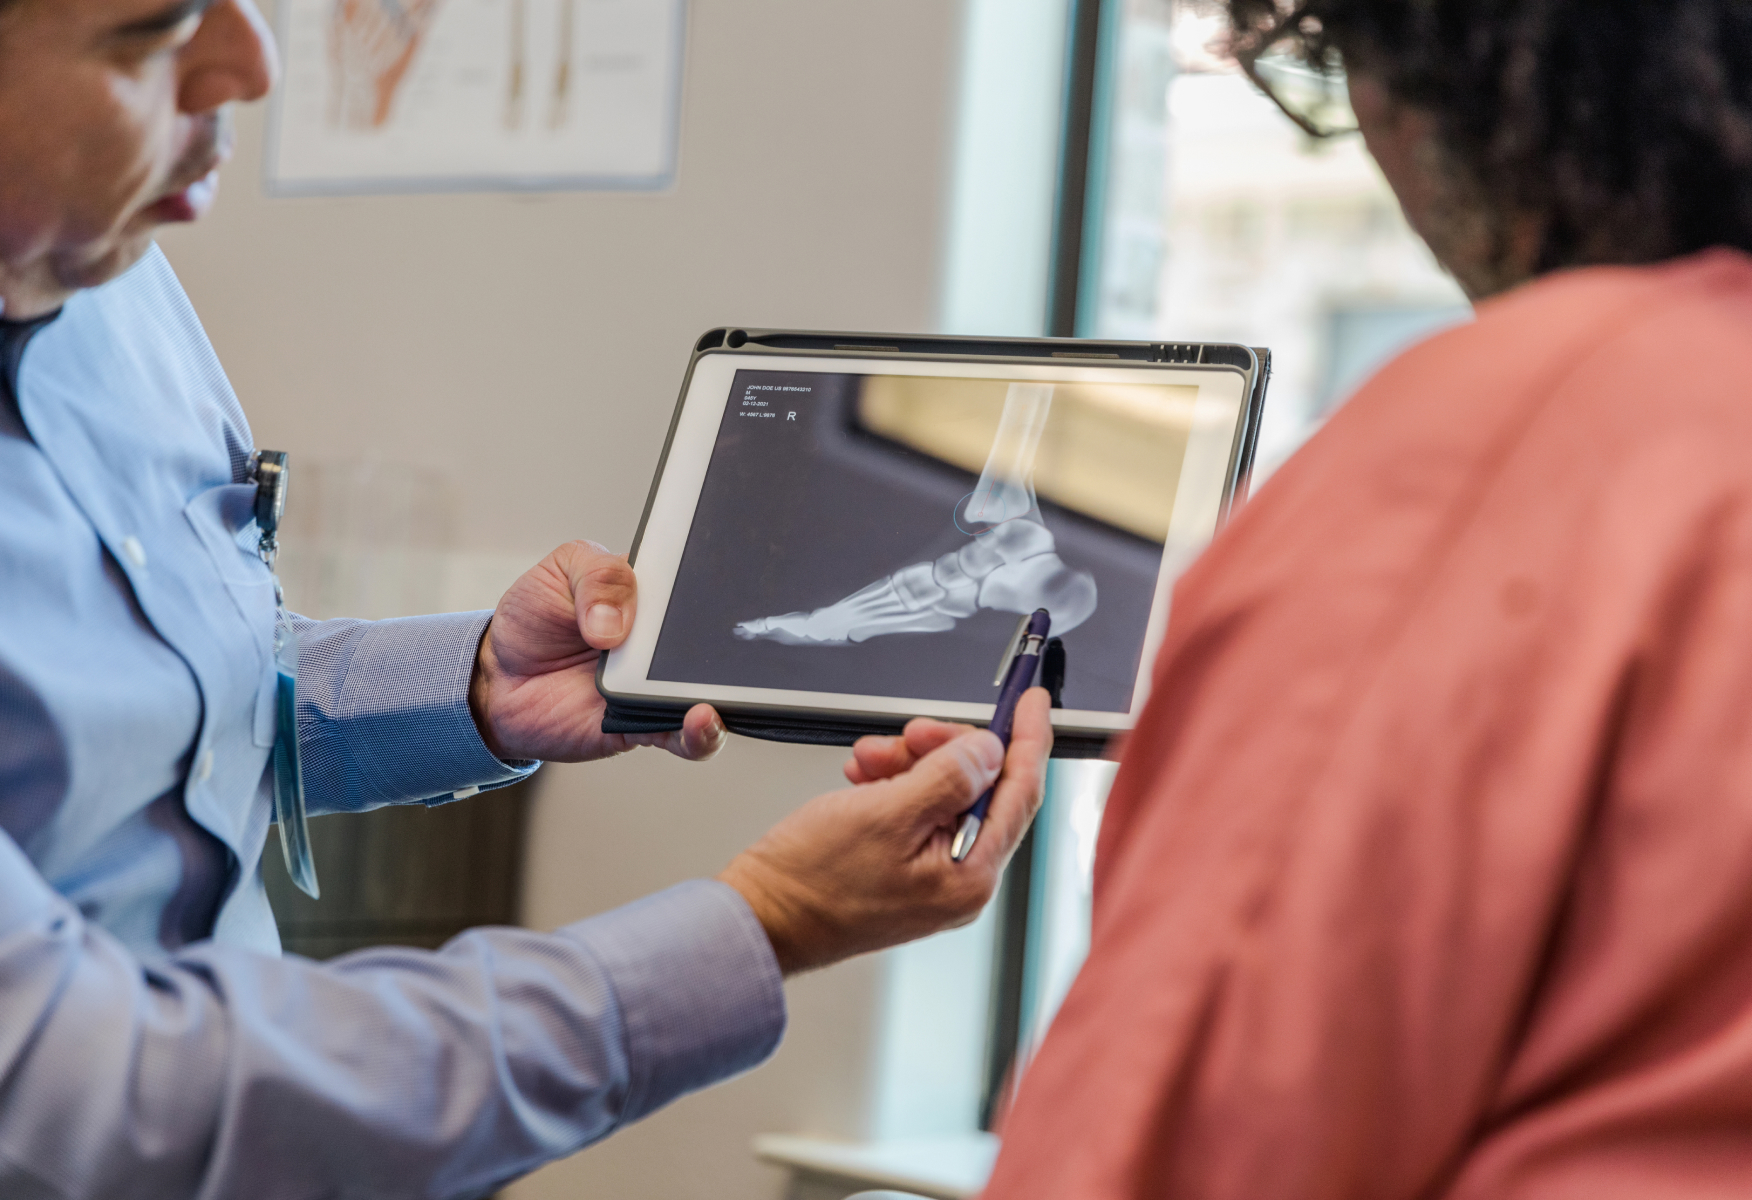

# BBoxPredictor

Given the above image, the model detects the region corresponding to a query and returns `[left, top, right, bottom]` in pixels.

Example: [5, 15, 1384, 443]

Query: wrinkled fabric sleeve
[0, 838, 786, 1200]
[291, 611, 534, 816]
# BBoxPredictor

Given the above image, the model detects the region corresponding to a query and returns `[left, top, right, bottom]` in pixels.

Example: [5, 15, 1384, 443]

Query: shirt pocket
[184, 484, 279, 748]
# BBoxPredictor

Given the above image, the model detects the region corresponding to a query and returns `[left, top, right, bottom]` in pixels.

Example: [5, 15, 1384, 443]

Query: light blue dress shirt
[0, 247, 786, 1198]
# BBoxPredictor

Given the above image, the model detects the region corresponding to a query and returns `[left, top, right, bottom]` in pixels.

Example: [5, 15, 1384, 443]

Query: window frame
[979, 0, 1124, 1127]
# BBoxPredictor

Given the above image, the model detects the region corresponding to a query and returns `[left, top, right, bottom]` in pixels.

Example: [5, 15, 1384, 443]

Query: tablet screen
[644, 366, 1227, 713]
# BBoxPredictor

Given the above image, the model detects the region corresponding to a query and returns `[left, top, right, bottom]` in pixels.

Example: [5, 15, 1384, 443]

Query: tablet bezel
[601, 343, 1257, 738]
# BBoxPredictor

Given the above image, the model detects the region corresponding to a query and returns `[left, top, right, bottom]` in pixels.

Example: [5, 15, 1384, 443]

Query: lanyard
[250, 451, 320, 899]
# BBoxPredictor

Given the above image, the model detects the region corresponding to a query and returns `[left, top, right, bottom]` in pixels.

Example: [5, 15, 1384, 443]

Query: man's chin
[1, 229, 160, 319]
[77, 177, 221, 288]
[54, 231, 158, 295]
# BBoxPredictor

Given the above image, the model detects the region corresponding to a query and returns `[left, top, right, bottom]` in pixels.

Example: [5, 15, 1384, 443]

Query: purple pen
[951, 607, 1052, 862]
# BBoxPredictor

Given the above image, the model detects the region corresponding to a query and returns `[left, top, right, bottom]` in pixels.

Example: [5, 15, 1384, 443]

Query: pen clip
[992, 613, 1030, 686]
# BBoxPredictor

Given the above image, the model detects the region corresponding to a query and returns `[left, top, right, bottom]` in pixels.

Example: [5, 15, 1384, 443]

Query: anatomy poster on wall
[266, 0, 685, 194]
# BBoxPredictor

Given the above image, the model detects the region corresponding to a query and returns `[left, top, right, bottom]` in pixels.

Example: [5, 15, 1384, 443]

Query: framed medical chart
[265, 0, 686, 195]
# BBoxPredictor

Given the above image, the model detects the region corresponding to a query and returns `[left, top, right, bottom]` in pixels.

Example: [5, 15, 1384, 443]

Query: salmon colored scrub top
[984, 251, 1752, 1199]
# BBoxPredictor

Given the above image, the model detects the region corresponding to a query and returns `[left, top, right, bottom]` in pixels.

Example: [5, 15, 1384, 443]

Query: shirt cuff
[337, 610, 535, 805]
[560, 879, 786, 1123]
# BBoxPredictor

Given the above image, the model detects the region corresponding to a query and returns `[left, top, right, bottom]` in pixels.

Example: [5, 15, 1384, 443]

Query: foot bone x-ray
[735, 384, 1099, 646]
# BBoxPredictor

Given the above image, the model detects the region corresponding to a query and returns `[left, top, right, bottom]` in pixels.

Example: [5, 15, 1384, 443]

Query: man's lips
[142, 167, 222, 225]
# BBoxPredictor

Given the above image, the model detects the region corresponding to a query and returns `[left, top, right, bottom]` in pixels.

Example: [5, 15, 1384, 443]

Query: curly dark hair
[1222, 0, 1752, 279]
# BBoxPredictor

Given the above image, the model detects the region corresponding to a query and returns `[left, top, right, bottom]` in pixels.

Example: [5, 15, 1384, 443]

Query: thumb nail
[966, 730, 1005, 778]
[584, 604, 624, 640]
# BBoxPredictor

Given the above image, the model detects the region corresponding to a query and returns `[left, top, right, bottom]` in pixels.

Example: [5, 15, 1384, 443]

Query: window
[1086, 0, 1469, 471]
[986, 0, 1470, 1116]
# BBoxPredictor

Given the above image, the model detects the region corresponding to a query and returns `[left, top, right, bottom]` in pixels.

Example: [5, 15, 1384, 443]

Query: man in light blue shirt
[0, 1, 1053, 1196]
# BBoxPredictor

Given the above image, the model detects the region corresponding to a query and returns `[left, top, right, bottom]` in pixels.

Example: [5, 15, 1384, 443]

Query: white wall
[167, 0, 963, 560]
[159, 3, 969, 1198]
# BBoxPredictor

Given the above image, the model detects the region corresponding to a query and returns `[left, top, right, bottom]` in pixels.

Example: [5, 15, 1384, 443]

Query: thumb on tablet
[554, 540, 637, 649]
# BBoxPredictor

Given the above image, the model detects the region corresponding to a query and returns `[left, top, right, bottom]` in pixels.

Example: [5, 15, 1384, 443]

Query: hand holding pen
[844, 694, 1054, 873]
[723, 693, 1053, 973]
[720, 616, 1053, 971]
[952, 608, 1052, 861]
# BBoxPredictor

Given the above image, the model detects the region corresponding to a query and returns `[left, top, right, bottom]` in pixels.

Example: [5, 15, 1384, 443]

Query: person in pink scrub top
[984, 3, 1752, 1198]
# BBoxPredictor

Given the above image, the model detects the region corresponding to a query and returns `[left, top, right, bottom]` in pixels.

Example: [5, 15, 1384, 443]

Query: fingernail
[967, 730, 1005, 777]
[692, 720, 727, 759]
[585, 604, 624, 640]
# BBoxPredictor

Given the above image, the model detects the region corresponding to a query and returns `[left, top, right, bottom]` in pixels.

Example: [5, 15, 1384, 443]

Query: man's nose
[179, 0, 280, 114]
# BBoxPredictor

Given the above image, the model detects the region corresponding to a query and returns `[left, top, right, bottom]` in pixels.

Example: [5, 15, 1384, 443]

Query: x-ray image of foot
[734, 517, 1097, 645]
[735, 383, 1099, 646]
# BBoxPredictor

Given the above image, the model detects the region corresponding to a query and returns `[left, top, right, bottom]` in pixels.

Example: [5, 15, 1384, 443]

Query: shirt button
[193, 750, 215, 784]
[120, 535, 149, 570]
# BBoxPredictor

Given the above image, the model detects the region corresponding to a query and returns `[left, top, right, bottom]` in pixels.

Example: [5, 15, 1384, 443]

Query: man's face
[0, 0, 276, 316]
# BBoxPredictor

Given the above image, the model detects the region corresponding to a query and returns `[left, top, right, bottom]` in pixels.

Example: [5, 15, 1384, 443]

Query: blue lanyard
[250, 451, 320, 899]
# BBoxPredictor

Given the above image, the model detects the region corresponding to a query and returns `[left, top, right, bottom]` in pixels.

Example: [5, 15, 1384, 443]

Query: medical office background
[156, 1, 1467, 1197]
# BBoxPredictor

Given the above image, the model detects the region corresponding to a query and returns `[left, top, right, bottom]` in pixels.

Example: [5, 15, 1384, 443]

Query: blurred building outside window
[1011, 0, 1471, 1080]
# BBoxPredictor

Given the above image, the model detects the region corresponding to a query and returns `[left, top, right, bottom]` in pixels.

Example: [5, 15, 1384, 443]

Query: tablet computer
[599, 329, 1269, 757]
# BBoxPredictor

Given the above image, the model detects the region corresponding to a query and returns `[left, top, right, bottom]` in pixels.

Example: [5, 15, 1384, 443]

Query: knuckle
[934, 746, 980, 796]
[949, 878, 993, 923]
[582, 561, 635, 593]
[942, 907, 979, 932]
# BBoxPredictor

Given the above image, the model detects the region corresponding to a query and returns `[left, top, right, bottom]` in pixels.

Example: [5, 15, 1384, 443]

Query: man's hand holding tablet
[469, 539, 730, 763]
[470, 538, 1053, 975]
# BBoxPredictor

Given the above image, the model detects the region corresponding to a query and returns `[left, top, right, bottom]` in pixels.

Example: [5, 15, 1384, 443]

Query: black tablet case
[599, 328, 1271, 759]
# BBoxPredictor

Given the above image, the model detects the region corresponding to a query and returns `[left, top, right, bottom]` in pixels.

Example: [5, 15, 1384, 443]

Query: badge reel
[249, 451, 320, 899]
